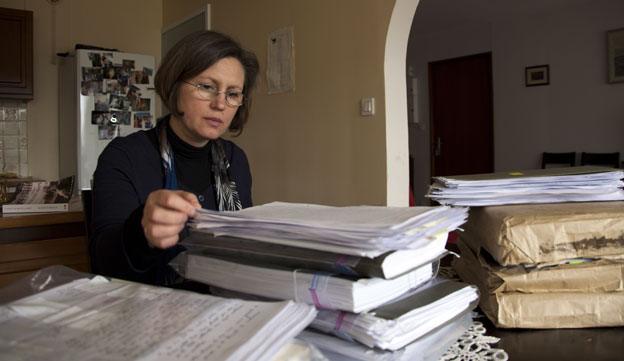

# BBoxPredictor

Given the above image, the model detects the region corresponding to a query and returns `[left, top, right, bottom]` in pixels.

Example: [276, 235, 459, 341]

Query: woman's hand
[141, 190, 201, 249]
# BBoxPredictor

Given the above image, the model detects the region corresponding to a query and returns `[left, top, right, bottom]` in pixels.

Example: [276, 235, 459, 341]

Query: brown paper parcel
[456, 240, 624, 294]
[454, 242, 624, 328]
[461, 201, 624, 266]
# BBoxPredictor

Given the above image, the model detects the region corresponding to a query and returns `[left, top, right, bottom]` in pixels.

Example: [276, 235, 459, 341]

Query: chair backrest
[580, 152, 620, 168]
[81, 189, 97, 273]
[541, 152, 575, 169]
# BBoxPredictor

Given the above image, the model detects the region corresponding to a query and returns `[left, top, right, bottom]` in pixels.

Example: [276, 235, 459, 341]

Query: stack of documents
[298, 311, 473, 361]
[0, 275, 317, 361]
[453, 201, 624, 328]
[427, 166, 624, 206]
[309, 278, 479, 350]
[177, 201, 475, 357]
[190, 201, 468, 257]
[182, 232, 449, 279]
[180, 253, 435, 313]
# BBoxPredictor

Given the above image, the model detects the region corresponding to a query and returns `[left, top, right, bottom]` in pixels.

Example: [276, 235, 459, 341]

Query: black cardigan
[91, 118, 252, 285]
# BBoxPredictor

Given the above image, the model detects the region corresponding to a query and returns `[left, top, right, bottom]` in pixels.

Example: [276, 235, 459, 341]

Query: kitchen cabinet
[0, 7, 33, 100]
[0, 211, 88, 287]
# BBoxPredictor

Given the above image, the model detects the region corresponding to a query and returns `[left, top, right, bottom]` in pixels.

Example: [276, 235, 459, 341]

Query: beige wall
[0, 0, 162, 181]
[163, 0, 396, 206]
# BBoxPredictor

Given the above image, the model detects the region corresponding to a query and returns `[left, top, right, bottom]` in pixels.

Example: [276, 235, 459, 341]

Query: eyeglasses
[183, 81, 244, 107]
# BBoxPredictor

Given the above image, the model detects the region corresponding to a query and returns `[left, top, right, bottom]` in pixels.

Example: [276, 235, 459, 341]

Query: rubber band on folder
[293, 270, 333, 309]
[332, 311, 355, 342]
[334, 311, 347, 331]
[309, 273, 326, 308]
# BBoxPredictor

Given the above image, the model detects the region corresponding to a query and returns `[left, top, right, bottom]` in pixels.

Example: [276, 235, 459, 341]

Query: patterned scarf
[158, 117, 242, 211]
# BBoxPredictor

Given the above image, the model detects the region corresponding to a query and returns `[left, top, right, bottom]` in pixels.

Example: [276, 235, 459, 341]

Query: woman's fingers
[142, 222, 186, 249]
[142, 190, 202, 248]
[143, 204, 189, 225]
[150, 190, 199, 217]
[178, 191, 202, 210]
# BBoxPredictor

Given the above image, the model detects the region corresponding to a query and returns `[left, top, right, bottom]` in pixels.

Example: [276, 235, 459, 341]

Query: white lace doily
[440, 320, 508, 361]
[438, 264, 509, 361]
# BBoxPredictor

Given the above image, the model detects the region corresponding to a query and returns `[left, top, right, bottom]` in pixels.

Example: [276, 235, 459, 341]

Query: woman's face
[171, 57, 245, 147]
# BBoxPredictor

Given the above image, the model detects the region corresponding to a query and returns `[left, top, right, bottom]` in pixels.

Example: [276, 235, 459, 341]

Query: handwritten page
[0, 276, 316, 361]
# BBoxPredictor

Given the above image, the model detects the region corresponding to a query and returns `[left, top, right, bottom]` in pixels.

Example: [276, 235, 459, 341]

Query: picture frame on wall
[607, 28, 624, 83]
[525, 65, 549, 87]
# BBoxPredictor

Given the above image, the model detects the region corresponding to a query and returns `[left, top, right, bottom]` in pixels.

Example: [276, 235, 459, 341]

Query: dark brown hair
[155, 31, 259, 135]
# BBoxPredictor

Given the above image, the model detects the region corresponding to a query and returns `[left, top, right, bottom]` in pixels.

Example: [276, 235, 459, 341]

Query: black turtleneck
[166, 124, 217, 210]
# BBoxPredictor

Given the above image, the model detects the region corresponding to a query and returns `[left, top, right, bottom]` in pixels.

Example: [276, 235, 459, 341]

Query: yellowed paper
[456, 240, 624, 293]
[454, 242, 624, 328]
[462, 201, 624, 266]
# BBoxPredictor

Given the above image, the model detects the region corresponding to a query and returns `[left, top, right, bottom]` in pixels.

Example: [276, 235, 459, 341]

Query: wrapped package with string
[454, 239, 624, 328]
[461, 201, 624, 266]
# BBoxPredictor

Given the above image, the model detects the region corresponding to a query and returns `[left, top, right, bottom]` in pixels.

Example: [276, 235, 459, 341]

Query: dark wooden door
[429, 52, 493, 177]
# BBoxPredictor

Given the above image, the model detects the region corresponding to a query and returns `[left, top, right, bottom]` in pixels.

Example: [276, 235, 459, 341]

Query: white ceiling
[410, 0, 605, 35]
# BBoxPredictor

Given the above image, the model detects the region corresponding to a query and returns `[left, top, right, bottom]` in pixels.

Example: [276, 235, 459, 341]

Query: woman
[91, 31, 259, 285]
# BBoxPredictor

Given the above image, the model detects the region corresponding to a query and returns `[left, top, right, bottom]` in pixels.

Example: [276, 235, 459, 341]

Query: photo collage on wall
[81, 52, 154, 140]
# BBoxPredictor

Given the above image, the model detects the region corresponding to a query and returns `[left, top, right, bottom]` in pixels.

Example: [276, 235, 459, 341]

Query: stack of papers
[180, 253, 435, 313]
[309, 279, 479, 350]
[176, 201, 474, 358]
[298, 311, 473, 361]
[427, 166, 624, 206]
[0, 276, 317, 361]
[191, 202, 468, 257]
[182, 232, 449, 279]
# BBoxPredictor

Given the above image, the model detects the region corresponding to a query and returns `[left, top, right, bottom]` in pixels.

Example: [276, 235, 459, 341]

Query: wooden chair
[580, 152, 620, 168]
[541, 152, 575, 169]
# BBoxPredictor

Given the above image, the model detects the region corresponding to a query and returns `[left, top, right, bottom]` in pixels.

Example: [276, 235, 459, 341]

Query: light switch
[360, 97, 375, 116]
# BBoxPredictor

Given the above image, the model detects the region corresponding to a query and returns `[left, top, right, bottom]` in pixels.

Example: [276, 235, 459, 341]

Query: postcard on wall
[607, 28, 624, 83]
[267, 27, 295, 94]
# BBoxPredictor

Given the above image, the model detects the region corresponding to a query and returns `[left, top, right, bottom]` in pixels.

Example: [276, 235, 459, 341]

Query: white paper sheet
[0, 276, 316, 361]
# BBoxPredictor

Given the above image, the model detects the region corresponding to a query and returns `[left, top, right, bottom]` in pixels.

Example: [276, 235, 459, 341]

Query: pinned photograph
[92, 111, 111, 125]
[82, 67, 103, 82]
[88, 52, 102, 67]
[103, 79, 121, 94]
[118, 75, 129, 87]
[133, 112, 153, 129]
[101, 53, 114, 66]
[143, 67, 153, 76]
[131, 70, 149, 85]
[111, 111, 131, 125]
[109, 94, 126, 110]
[94, 93, 109, 111]
[98, 124, 118, 140]
[103, 66, 117, 80]
[126, 85, 141, 105]
[123, 59, 135, 72]
[81, 80, 103, 96]
[134, 97, 151, 111]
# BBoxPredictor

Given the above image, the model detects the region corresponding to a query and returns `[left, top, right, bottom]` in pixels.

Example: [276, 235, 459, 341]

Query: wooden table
[0, 211, 88, 287]
[483, 316, 624, 361]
